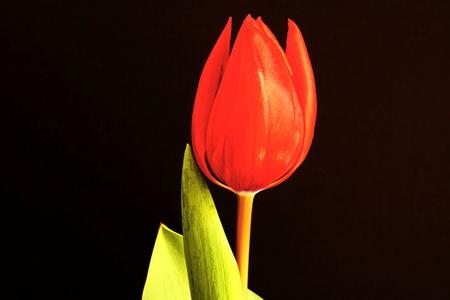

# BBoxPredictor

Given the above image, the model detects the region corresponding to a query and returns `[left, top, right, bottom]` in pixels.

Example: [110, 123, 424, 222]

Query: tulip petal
[191, 17, 232, 190]
[266, 19, 317, 188]
[286, 19, 316, 162]
[255, 17, 292, 75]
[205, 17, 304, 192]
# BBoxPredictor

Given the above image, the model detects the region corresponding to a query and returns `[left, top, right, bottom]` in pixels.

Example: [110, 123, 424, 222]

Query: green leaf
[249, 290, 264, 300]
[141, 224, 263, 300]
[141, 224, 191, 300]
[181, 144, 243, 300]
[141, 144, 263, 300]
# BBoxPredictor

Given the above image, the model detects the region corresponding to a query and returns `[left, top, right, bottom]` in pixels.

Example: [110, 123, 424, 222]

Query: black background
[2, 0, 450, 299]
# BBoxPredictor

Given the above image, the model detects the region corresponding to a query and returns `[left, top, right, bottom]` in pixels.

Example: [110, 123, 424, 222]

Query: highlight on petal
[254, 17, 292, 75]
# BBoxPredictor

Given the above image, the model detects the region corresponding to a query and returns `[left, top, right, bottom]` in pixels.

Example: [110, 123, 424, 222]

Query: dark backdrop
[2, 0, 450, 299]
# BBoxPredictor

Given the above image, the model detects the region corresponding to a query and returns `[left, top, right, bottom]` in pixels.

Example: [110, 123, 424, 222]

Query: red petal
[264, 20, 317, 190]
[191, 17, 232, 189]
[286, 19, 317, 166]
[255, 17, 293, 75]
[205, 18, 304, 192]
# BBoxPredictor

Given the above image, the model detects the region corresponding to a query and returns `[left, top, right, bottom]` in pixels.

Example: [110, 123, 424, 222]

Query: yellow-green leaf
[141, 224, 191, 300]
[141, 223, 263, 300]
[181, 144, 243, 300]
[141, 145, 263, 300]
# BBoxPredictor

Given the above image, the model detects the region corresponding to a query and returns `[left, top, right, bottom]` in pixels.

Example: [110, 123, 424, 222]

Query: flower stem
[236, 192, 255, 300]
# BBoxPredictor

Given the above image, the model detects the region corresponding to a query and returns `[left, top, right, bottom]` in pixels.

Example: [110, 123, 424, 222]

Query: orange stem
[235, 192, 255, 300]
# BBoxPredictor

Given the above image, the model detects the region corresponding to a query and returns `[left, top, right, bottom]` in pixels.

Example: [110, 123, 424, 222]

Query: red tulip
[191, 15, 316, 194]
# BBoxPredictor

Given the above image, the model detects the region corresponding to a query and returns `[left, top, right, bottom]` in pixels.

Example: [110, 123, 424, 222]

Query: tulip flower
[191, 15, 316, 299]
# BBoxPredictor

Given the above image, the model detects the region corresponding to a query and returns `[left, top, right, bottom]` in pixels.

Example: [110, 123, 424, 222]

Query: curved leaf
[181, 144, 243, 300]
[142, 145, 263, 300]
